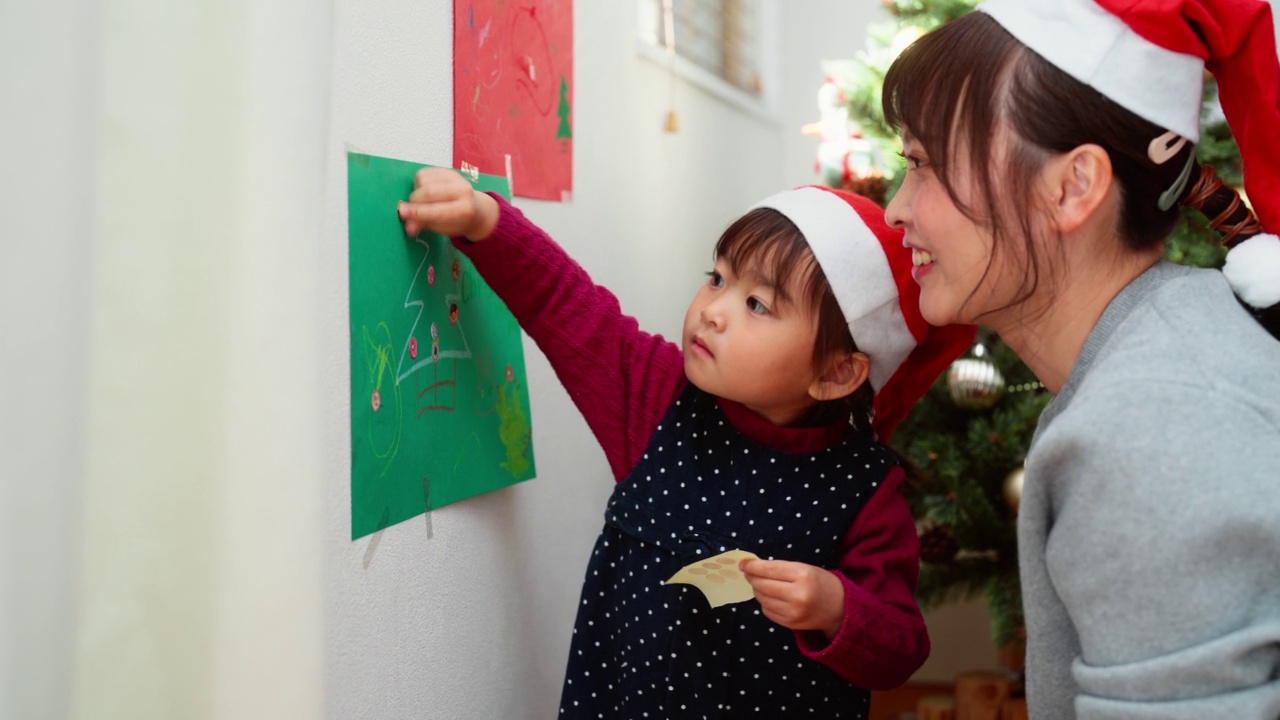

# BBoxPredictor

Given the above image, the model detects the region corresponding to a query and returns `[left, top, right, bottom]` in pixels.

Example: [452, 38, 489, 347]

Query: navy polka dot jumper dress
[558, 385, 894, 718]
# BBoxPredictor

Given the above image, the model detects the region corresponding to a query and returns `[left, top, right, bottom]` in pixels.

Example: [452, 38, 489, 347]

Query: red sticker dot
[409, 337, 418, 359]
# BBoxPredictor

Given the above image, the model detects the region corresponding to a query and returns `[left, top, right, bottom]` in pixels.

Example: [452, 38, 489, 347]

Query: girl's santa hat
[978, 0, 1280, 313]
[753, 186, 976, 442]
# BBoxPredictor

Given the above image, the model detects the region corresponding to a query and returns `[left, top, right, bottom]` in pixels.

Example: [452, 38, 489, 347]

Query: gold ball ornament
[947, 357, 1006, 410]
[1003, 466, 1025, 513]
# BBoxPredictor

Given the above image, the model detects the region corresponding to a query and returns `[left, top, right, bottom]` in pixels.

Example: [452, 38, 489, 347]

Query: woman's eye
[747, 297, 769, 315]
[705, 270, 724, 288]
[899, 153, 924, 170]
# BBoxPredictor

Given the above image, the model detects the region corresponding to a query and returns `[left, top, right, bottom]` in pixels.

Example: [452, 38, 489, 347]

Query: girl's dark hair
[714, 208, 876, 434]
[881, 12, 1261, 316]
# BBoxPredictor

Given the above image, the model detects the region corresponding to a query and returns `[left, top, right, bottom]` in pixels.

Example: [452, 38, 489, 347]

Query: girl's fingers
[740, 558, 803, 581]
[398, 199, 473, 236]
[408, 183, 456, 204]
[412, 167, 471, 199]
[398, 202, 424, 236]
[743, 576, 795, 602]
[399, 201, 431, 221]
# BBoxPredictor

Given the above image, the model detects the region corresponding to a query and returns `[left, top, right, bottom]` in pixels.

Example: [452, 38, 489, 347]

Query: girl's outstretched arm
[399, 169, 685, 480]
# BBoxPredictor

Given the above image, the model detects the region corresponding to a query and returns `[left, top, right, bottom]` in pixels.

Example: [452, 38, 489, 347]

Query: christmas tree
[816, 0, 1243, 649]
[556, 74, 573, 140]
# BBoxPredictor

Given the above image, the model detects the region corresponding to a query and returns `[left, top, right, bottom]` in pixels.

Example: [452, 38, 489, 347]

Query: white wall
[1, 0, 97, 717]
[3, 0, 995, 717]
[5, 0, 330, 718]
[319, 1, 952, 719]
[778, 1, 882, 190]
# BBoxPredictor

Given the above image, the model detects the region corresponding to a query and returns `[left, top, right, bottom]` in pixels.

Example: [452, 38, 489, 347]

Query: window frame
[635, 0, 781, 124]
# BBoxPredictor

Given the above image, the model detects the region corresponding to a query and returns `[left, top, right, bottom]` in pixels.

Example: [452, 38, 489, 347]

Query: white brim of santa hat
[751, 187, 916, 393]
[979, 0, 1205, 141]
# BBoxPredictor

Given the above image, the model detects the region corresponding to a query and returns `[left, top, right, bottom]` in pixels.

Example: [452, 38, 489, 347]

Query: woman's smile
[907, 242, 936, 282]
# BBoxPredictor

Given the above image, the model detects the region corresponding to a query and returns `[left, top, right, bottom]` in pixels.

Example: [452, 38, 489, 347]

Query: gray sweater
[1020, 261, 1280, 719]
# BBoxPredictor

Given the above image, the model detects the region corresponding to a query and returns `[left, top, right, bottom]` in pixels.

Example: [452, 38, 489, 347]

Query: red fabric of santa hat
[753, 186, 977, 442]
[979, 0, 1280, 310]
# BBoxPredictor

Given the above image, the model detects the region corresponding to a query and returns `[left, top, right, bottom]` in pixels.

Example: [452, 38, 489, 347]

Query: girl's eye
[705, 270, 724, 288]
[747, 297, 770, 315]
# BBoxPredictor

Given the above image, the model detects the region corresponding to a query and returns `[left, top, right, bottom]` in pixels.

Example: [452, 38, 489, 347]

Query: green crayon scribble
[456, 433, 483, 475]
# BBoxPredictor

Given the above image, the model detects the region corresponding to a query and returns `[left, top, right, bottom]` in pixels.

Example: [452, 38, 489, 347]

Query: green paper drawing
[348, 152, 536, 540]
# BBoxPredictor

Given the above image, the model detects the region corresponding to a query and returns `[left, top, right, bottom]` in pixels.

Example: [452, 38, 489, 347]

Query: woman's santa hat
[979, 0, 1280, 311]
[753, 186, 976, 442]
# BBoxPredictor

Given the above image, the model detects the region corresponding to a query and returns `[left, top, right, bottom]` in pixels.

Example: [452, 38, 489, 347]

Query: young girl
[399, 171, 974, 718]
[882, 1, 1280, 717]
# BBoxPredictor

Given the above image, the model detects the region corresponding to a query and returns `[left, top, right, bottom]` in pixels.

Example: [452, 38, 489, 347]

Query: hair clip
[1153, 131, 1196, 211]
[1147, 130, 1188, 165]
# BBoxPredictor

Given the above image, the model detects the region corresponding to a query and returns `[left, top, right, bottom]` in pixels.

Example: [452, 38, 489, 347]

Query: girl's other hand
[740, 558, 845, 639]
[398, 167, 500, 242]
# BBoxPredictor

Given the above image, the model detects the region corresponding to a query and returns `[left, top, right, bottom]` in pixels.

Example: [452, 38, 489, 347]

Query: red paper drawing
[454, 0, 573, 201]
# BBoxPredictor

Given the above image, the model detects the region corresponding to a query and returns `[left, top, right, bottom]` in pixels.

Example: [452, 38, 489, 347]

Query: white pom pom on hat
[978, 0, 1280, 310]
[1223, 233, 1280, 308]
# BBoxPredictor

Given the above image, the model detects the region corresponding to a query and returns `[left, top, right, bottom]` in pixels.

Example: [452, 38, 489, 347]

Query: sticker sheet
[666, 550, 761, 608]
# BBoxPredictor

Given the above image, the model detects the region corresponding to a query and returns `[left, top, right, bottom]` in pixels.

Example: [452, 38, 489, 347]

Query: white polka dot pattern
[557, 386, 889, 718]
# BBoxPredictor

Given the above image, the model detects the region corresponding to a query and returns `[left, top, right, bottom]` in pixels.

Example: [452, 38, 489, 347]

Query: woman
[881, 1, 1280, 717]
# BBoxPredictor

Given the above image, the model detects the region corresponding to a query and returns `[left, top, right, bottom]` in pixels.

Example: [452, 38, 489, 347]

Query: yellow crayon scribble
[496, 382, 531, 477]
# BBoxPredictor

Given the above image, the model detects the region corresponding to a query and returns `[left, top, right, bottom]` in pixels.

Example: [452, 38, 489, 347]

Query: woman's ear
[809, 352, 871, 401]
[1046, 143, 1113, 234]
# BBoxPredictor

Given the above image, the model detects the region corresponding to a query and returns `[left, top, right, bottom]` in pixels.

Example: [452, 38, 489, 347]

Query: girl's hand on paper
[399, 167, 499, 242]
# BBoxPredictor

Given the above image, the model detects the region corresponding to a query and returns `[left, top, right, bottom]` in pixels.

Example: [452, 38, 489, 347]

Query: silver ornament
[947, 357, 1005, 410]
